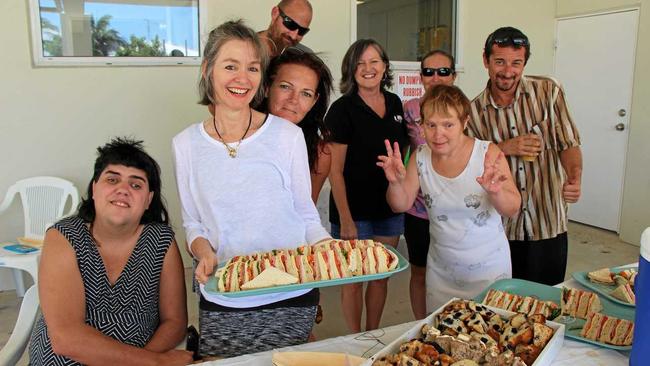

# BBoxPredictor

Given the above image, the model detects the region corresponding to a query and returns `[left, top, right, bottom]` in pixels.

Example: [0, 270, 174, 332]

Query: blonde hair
[420, 84, 470, 121]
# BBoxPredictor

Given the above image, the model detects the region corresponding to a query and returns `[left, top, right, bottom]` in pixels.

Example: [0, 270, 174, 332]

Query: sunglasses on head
[421, 67, 453, 77]
[278, 7, 310, 36]
[489, 35, 529, 47]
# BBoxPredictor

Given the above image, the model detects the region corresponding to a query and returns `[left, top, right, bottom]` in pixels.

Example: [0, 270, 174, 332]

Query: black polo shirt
[325, 90, 408, 224]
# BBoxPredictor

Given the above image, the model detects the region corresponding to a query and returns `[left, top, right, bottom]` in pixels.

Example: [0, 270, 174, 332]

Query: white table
[196, 276, 631, 365]
[0, 244, 40, 297]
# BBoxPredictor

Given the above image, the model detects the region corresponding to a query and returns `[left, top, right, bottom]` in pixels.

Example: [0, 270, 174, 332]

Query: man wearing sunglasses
[401, 49, 456, 320]
[467, 26, 583, 286]
[259, 0, 313, 57]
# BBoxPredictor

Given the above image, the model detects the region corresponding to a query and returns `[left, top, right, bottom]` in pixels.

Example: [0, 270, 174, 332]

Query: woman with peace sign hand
[377, 85, 521, 312]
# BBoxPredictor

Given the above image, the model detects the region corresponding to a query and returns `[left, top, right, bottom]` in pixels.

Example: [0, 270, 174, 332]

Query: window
[356, 0, 457, 63]
[29, 0, 203, 66]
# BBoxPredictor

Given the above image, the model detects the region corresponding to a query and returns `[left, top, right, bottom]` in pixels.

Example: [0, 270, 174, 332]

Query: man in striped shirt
[467, 27, 583, 286]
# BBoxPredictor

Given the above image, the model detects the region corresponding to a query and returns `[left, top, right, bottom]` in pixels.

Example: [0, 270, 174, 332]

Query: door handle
[615, 123, 625, 131]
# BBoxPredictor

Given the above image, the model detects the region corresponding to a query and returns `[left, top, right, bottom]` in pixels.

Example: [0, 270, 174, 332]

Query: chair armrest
[0, 184, 18, 215]
[0, 284, 40, 365]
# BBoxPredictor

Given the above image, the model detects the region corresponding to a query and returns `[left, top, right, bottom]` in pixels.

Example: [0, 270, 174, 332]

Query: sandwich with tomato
[215, 240, 400, 292]
[561, 288, 603, 319]
[580, 312, 634, 346]
[610, 283, 635, 304]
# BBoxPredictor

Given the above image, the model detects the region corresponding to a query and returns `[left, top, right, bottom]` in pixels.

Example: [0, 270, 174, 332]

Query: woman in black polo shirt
[326, 39, 408, 332]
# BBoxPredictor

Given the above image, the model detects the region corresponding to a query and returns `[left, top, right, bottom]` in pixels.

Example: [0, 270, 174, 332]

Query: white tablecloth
[196, 278, 631, 366]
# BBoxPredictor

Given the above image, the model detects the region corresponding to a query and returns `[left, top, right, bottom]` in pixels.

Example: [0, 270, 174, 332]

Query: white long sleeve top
[172, 115, 330, 307]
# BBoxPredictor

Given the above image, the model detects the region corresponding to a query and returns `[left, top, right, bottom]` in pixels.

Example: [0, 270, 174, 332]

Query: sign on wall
[394, 71, 424, 102]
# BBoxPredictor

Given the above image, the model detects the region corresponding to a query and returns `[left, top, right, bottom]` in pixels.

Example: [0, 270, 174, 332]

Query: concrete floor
[1, 221, 641, 364]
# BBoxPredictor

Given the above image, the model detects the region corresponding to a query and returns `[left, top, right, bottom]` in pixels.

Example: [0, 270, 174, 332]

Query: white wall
[454, 0, 556, 96]
[0, 2, 205, 287]
[206, 0, 351, 88]
[0, 1, 352, 288]
[2, 0, 645, 290]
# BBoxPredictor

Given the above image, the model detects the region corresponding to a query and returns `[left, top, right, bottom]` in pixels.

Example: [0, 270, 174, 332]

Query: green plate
[572, 266, 637, 307]
[205, 246, 409, 298]
[474, 278, 635, 351]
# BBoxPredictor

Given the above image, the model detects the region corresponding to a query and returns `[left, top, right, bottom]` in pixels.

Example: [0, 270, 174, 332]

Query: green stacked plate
[205, 245, 409, 298]
[474, 278, 635, 351]
[572, 265, 637, 307]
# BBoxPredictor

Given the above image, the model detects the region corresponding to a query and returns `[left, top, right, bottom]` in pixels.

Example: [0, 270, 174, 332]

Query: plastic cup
[630, 228, 650, 365]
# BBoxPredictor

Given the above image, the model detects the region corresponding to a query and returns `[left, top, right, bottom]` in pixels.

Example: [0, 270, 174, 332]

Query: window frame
[28, 0, 207, 67]
[350, 0, 465, 73]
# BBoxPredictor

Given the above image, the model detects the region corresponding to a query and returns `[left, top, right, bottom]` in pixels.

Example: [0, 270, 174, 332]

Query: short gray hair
[198, 20, 269, 107]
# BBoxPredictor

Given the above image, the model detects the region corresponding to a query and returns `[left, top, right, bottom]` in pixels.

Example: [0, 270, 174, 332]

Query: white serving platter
[363, 298, 565, 366]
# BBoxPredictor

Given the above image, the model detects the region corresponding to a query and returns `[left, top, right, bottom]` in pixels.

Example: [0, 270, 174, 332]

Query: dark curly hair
[263, 48, 333, 172]
[77, 137, 169, 225]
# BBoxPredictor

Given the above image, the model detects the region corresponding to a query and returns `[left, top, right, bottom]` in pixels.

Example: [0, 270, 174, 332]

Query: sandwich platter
[364, 298, 565, 366]
[205, 244, 409, 298]
[572, 265, 638, 307]
[474, 278, 635, 351]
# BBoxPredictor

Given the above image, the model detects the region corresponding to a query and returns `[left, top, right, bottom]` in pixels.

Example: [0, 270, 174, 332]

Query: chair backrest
[0, 176, 80, 241]
[0, 284, 39, 366]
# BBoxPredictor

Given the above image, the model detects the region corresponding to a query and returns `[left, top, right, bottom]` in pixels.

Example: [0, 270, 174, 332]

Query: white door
[554, 10, 638, 232]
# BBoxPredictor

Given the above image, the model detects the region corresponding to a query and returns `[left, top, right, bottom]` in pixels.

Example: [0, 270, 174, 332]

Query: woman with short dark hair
[326, 39, 408, 332]
[29, 137, 191, 366]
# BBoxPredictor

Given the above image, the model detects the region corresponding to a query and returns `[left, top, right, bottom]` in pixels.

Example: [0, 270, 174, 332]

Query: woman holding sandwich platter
[377, 84, 521, 312]
[172, 20, 331, 358]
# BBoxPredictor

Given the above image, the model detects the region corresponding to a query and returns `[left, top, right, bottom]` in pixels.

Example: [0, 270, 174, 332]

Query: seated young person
[29, 138, 192, 366]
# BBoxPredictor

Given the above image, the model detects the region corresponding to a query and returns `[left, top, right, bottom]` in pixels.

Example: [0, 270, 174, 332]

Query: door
[554, 10, 638, 232]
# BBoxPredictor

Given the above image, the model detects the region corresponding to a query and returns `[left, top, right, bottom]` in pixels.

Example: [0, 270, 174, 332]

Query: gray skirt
[199, 305, 317, 358]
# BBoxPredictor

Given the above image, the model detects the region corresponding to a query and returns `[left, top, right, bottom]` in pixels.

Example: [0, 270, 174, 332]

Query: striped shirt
[468, 75, 581, 241]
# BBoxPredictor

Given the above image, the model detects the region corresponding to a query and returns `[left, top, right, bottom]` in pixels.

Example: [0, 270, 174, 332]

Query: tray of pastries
[365, 298, 565, 366]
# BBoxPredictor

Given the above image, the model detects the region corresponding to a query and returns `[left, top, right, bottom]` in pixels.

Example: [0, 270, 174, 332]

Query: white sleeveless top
[416, 139, 512, 312]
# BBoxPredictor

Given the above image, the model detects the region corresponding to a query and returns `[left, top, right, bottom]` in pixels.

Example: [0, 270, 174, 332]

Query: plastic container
[630, 227, 650, 365]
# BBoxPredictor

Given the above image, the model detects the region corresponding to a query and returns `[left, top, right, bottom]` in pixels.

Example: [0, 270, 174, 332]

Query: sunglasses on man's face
[421, 67, 453, 77]
[278, 7, 310, 36]
[490, 35, 529, 47]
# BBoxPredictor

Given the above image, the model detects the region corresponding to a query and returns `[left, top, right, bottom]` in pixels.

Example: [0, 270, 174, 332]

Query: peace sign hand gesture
[476, 150, 508, 194]
[377, 139, 406, 184]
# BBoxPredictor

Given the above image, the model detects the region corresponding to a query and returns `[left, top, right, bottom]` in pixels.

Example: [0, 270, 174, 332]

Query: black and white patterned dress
[29, 216, 173, 365]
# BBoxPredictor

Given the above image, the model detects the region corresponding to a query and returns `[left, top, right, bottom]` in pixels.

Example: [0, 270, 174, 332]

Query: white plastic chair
[0, 258, 40, 366]
[0, 176, 79, 296]
[0, 176, 79, 241]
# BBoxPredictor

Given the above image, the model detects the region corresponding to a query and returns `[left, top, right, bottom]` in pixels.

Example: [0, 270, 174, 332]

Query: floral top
[403, 97, 428, 219]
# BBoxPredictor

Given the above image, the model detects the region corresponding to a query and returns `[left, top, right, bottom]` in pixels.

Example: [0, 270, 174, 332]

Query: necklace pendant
[228, 149, 237, 158]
